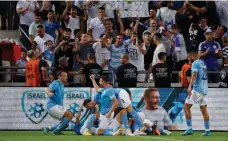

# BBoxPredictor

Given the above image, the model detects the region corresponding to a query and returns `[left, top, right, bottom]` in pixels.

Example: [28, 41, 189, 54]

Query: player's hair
[98, 7, 105, 11]
[143, 88, 158, 99]
[158, 52, 167, 61]
[21, 49, 27, 53]
[57, 71, 66, 77]
[83, 99, 91, 107]
[105, 18, 113, 23]
[100, 76, 109, 82]
[27, 50, 36, 58]
[64, 28, 72, 33]
[187, 48, 198, 54]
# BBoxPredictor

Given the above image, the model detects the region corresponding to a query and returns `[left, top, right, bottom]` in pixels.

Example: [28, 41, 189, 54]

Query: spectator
[215, 1, 228, 28]
[198, 28, 222, 82]
[29, 11, 44, 42]
[44, 10, 63, 42]
[126, 32, 146, 82]
[152, 33, 166, 66]
[180, 53, 192, 87]
[170, 24, 187, 71]
[61, 5, 87, 39]
[141, 88, 172, 135]
[152, 52, 171, 87]
[51, 57, 78, 83]
[25, 50, 41, 86]
[188, 1, 220, 26]
[93, 34, 111, 70]
[39, 0, 52, 21]
[33, 25, 54, 53]
[37, 54, 49, 87]
[54, 40, 77, 71]
[219, 64, 228, 88]
[16, 0, 39, 49]
[109, 34, 129, 72]
[82, 54, 102, 87]
[43, 40, 55, 67]
[88, 7, 106, 40]
[156, 1, 186, 30]
[144, 6, 157, 27]
[213, 25, 227, 48]
[189, 23, 205, 51]
[198, 18, 208, 32]
[75, 33, 94, 69]
[142, 19, 158, 39]
[222, 33, 228, 64]
[15, 51, 27, 82]
[0, 48, 2, 67]
[116, 54, 138, 88]
[60, 28, 75, 46]
[123, 29, 132, 41]
[143, 33, 156, 82]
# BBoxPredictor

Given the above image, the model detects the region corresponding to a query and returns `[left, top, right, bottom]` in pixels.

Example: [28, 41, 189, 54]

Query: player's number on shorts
[202, 68, 207, 80]
[121, 99, 125, 103]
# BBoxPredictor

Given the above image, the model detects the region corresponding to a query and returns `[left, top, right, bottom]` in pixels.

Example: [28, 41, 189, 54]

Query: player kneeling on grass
[140, 88, 172, 136]
[44, 71, 77, 135]
[81, 97, 132, 136]
[90, 75, 145, 136]
[181, 49, 211, 136]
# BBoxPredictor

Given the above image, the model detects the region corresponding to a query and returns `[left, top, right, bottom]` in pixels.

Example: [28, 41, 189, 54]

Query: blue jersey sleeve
[93, 93, 100, 104]
[49, 81, 58, 92]
[192, 61, 199, 73]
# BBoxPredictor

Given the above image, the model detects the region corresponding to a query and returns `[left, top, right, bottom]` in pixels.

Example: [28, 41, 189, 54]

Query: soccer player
[181, 49, 211, 136]
[90, 75, 145, 136]
[45, 71, 76, 135]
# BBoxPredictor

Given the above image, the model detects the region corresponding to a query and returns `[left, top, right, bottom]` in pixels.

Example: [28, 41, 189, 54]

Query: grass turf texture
[0, 131, 227, 141]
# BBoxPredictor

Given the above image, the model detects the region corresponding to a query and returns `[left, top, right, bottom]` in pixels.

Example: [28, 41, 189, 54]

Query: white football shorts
[48, 105, 67, 120]
[185, 90, 207, 106]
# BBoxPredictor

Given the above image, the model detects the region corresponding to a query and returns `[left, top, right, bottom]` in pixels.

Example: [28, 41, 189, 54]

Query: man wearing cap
[198, 28, 222, 83]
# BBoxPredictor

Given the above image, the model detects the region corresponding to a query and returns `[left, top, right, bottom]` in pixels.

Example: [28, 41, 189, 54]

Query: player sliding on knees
[90, 75, 145, 136]
[181, 49, 211, 136]
[44, 71, 78, 135]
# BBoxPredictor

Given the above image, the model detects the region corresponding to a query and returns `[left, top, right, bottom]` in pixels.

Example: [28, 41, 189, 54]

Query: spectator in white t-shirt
[93, 34, 111, 70]
[61, 5, 87, 39]
[16, 0, 39, 49]
[152, 33, 167, 66]
[88, 7, 106, 41]
[33, 25, 54, 53]
[127, 33, 147, 82]
[29, 11, 44, 42]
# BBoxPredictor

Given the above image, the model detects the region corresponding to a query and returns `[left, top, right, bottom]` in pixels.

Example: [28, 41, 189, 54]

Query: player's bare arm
[188, 72, 197, 95]
[90, 75, 101, 92]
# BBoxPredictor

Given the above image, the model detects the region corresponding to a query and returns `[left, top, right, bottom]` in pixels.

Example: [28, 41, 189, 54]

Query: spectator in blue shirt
[44, 10, 63, 43]
[198, 28, 223, 82]
[43, 40, 55, 67]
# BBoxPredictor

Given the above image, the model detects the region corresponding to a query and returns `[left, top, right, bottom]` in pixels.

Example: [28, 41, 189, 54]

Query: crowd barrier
[0, 87, 227, 131]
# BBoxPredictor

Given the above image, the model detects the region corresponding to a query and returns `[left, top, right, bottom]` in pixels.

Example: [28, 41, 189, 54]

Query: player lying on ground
[181, 49, 211, 136]
[89, 75, 146, 136]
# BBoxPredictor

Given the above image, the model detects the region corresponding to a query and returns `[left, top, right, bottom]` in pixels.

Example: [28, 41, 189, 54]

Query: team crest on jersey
[21, 90, 48, 124]
[220, 70, 226, 80]
[213, 45, 217, 49]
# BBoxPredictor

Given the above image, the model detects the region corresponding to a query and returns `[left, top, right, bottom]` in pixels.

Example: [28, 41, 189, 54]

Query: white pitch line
[136, 136, 185, 141]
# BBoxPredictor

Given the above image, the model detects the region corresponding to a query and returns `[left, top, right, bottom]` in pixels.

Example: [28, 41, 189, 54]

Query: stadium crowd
[1, 0, 228, 87]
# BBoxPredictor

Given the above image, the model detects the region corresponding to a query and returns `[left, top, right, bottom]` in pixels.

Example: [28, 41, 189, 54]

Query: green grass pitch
[0, 131, 228, 141]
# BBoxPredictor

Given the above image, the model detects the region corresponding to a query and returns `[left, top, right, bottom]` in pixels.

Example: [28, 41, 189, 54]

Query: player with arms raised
[181, 49, 211, 136]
